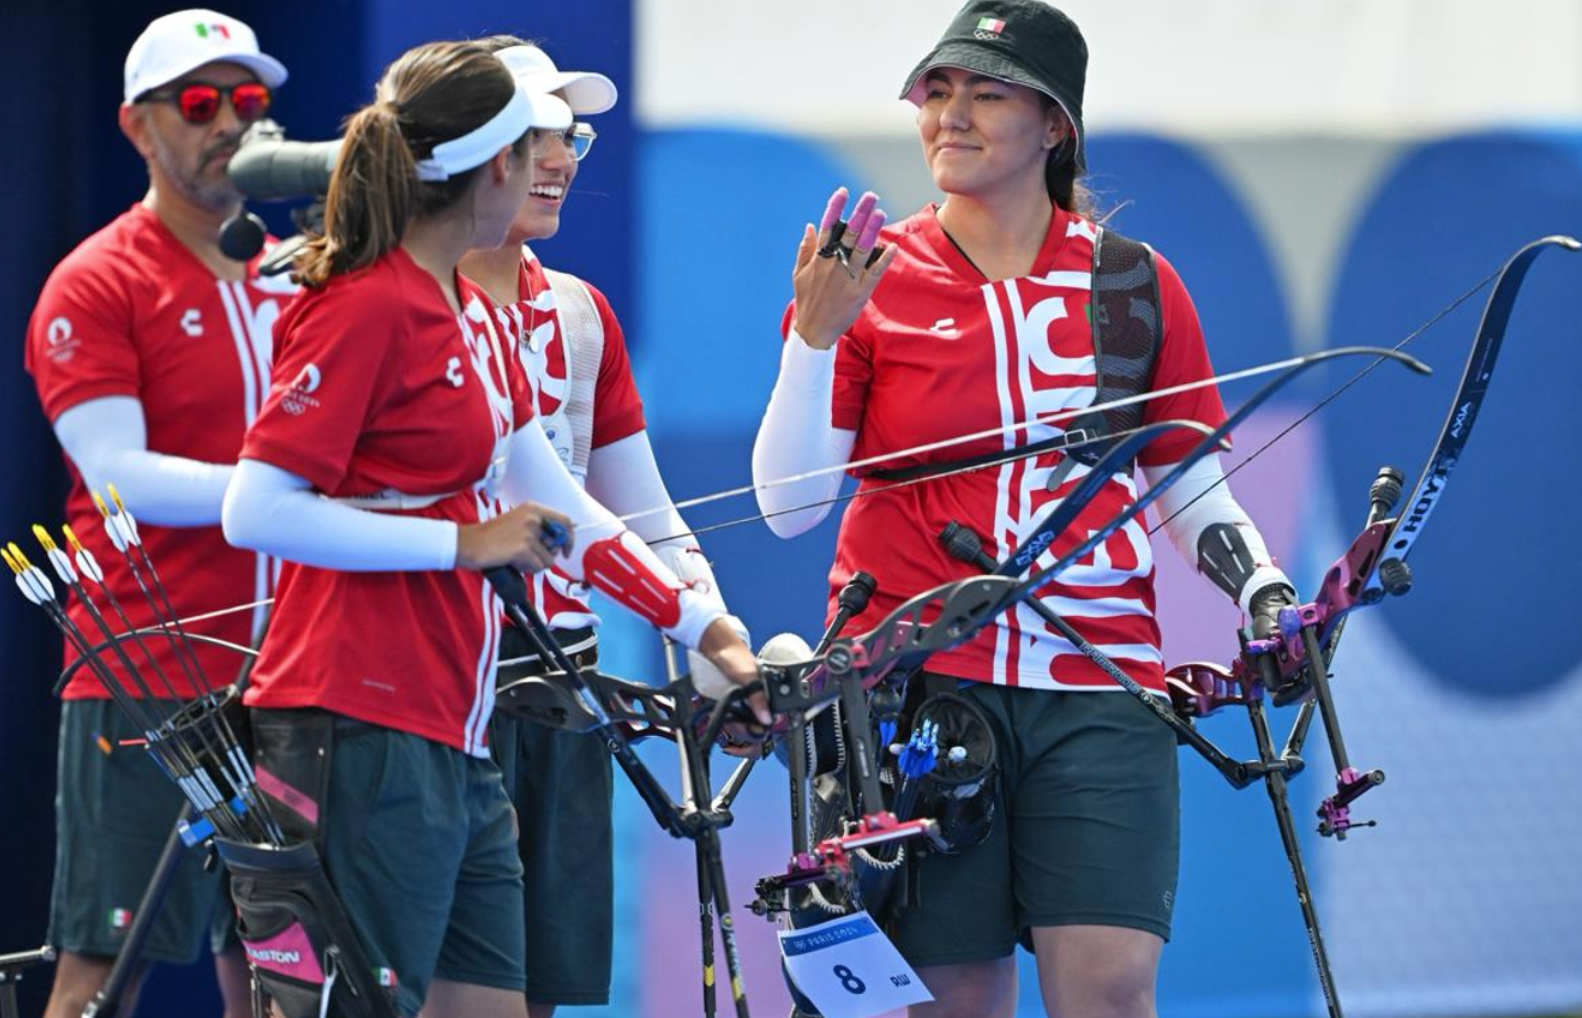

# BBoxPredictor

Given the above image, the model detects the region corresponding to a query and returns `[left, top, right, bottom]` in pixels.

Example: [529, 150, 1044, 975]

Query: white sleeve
[751, 331, 858, 538]
[221, 459, 458, 570]
[54, 396, 233, 527]
[1144, 454, 1293, 615]
[586, 430, 729, 616]
[501, 420, 726, 649]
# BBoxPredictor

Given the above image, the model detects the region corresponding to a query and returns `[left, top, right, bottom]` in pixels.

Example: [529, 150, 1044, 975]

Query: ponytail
[295, 103, 416, 287]
[292, 39, 522, 288]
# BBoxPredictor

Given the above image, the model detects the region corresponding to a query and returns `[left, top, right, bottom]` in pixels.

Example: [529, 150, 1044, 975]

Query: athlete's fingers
[818, 187, 848, 241]
[842, 191, 879, 253]
[538, 507, 575, 556]
[795, 223, 818, 274]
[850, 208, 888, 263]
[857, 208, 886, 251]
[861, 241, 900, 290]
[747, 687, 772, 727]
[512, 540, 554, 573]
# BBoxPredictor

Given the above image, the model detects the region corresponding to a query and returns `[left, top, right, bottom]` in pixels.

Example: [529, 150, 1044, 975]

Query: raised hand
[790, 186, 898, 350]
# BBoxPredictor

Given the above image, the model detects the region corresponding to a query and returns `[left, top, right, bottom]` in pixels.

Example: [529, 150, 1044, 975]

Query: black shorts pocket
[250, 708, 335, 846]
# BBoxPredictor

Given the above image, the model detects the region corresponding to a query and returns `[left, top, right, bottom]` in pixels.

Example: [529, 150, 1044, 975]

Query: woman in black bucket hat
[754, 2, 1301, 1015]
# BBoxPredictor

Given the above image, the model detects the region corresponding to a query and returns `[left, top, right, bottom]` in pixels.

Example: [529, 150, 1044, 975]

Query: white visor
[496, 44, 618, 116]
[414, 86, 571, 182]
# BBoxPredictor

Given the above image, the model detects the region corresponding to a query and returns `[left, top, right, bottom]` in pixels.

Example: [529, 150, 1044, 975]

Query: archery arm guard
[1145, 456, 1294, 615]
[1197, 523, 1293, 618]
[502, 424, 725, 648]
[580, 532, 725, 650]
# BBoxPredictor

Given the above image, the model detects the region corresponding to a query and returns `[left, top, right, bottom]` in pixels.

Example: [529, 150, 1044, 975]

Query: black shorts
[891, 682, 1180, 966]
[492, 625, 614, 1006]
[50, 699, 227, 964]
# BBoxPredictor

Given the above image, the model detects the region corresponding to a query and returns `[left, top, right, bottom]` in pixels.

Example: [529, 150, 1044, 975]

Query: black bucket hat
[899, 0, 1088, 172]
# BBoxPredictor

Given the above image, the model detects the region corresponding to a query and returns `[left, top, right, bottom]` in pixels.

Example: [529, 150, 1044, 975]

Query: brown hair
[296, 40, 525, 287]
[1042, 99, 1093, 217]
[473, 33, 533, 53]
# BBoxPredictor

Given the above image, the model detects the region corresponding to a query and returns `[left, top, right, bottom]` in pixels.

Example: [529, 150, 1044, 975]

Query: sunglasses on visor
[137, 81, 273, 125]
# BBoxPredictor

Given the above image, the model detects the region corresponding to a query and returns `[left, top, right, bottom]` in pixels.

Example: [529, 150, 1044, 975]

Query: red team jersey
[25, 205, 293, 699]
[805, 205, 1226, 693]
[241, 249, 533, 756]
[490, 247, 645, 630]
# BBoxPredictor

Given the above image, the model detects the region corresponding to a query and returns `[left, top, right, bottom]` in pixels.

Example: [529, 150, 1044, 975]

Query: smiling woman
[217, 34, 763, 1018]
[751, 2, 1303, 1017]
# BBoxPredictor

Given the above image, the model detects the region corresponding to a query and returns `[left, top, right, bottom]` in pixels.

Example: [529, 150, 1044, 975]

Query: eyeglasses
[531, 122, 598, 162]
[137, 81, 273, 125]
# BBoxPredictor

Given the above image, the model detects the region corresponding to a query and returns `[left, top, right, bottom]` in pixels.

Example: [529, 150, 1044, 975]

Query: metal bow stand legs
[485, 568, 758, 1018]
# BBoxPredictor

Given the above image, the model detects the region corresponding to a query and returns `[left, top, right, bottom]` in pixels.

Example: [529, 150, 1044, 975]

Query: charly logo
[281, 363, 322, 415]
[180, 308, 203, 337]
[246, 946, 301, 966]
[45, 316, 80, 363]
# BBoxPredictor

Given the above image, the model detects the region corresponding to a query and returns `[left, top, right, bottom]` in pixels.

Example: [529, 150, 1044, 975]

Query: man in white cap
[24, 9, 292, 1017]
[461, 39, 748, 1017]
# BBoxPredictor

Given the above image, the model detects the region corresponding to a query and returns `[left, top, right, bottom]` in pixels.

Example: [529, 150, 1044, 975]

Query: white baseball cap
[124, 9, 288, 104]
[496, 45, 617, 116]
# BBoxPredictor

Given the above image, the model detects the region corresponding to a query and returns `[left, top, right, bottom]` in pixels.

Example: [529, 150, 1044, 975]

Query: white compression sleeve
[502, 421, 725, 649]
[586, 430, 729, 615]
[221, 459, 458, 571]
[54, 396, 233, 526]
[752, 331, 858, 538]
[1144, 454, 1293, 615]
[587, 430, 746, 697]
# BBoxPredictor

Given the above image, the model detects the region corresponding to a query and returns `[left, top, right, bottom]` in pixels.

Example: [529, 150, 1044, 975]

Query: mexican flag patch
[976, 16, 1006, 35]
[109, 907, 132, 930]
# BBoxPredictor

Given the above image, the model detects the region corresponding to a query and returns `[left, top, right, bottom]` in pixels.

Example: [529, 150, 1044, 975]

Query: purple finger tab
[846, 191, 878, 236]
[857, 209, 887, 250]
[819, 188, 848, 232]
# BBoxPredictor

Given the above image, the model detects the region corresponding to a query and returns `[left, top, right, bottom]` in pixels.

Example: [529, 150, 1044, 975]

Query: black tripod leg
[703, 829, 750, 1018]
[82, 804, 193, 1018]
[1248, 697, 1345, 1018]
[697, 845, 718, 1018]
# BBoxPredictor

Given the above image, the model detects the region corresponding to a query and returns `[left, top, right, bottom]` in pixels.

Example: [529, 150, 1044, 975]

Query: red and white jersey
[803, 204, 1226, 693]
[25, 204, 293, 700]
[241, 249, 533, 756]
[486, 246, 645, 630]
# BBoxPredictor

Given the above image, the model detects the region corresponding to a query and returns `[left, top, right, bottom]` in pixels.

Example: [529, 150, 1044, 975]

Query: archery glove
[1248, 582, 1298, 641]
[1249, 582, 1319, 706]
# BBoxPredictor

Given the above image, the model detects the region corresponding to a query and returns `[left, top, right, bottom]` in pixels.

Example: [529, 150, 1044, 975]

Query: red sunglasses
[137, 81, 272, 124]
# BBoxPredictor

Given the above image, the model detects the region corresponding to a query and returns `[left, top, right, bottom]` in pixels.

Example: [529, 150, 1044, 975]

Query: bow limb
[998, 345, 1429, 614]
[1362, 234, 1580, 597]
